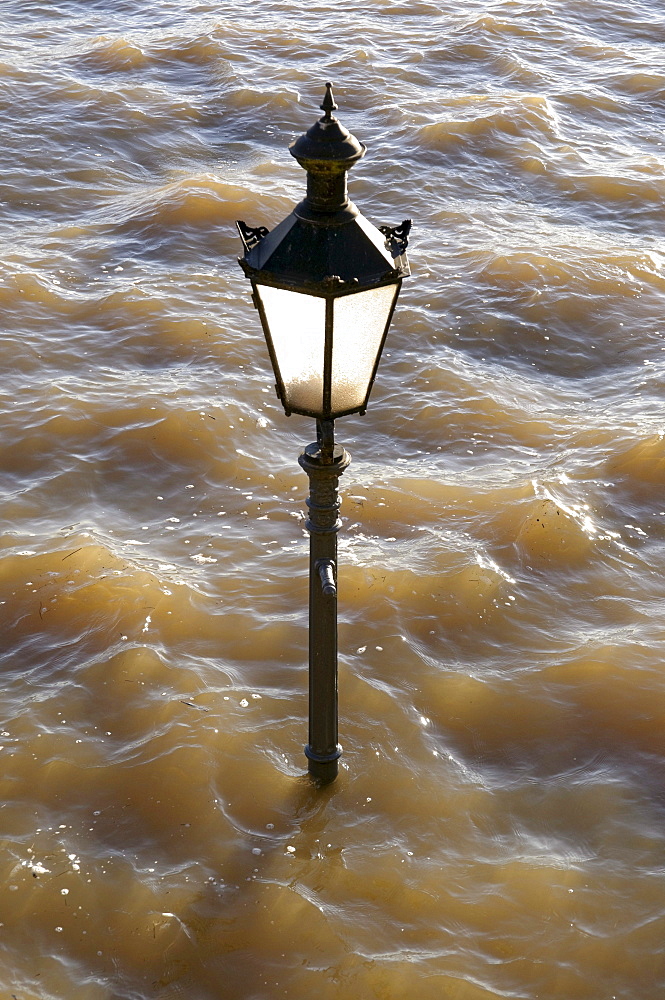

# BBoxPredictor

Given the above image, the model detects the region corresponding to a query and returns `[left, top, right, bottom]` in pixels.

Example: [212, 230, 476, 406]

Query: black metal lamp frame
[236, 84, 411, 783]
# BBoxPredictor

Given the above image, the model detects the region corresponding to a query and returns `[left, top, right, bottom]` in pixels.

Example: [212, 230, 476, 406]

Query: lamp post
[236, 83, 411, 783]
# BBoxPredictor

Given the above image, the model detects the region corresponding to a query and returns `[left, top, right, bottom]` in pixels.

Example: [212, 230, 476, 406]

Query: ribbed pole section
[298, 422, 351, 784]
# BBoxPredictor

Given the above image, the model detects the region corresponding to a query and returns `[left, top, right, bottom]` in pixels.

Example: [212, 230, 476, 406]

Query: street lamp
[236, 82, 411, 783]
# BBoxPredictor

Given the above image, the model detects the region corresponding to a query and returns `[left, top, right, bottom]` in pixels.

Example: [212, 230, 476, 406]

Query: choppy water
[1, 0, 665, 997]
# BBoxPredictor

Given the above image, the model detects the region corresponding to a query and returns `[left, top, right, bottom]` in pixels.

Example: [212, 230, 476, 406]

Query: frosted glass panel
[331, 285, 398, 413]
[257, 285, 326, 413]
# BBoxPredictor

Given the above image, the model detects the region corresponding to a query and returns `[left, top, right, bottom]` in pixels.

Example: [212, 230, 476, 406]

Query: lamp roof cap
[289, 82, 365, 166]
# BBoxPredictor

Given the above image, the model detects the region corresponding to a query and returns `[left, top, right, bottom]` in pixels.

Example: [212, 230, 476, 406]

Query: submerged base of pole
[304, 742, 342, 784]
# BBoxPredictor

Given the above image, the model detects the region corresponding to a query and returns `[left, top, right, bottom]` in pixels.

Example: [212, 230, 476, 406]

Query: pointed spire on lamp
[320, 82, 338, 122]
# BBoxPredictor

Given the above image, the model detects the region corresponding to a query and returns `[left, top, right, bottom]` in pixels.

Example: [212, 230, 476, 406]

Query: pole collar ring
[305, 518, 342, 534]
[304, 743, 342, 764]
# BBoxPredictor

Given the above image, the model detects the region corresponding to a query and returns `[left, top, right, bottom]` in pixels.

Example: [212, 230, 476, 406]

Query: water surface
[1, 1, 665, 997]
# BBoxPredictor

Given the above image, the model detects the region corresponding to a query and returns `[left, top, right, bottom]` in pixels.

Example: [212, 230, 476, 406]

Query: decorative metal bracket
[236, 220, 270, 254]
[379, 219, 412, 259]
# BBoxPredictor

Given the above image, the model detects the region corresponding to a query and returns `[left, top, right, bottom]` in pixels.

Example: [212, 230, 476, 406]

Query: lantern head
[237, 83, 410, 420]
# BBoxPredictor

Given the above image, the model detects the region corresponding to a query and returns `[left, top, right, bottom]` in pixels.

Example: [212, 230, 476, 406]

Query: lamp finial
[321, 82, 337, 121]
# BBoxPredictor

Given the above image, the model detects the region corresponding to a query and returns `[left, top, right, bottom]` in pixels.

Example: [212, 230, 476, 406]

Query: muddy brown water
[1, 1, 665, 997]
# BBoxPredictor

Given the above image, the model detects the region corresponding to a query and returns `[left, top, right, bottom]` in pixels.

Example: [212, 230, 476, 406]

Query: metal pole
[298, 419, 350, 783]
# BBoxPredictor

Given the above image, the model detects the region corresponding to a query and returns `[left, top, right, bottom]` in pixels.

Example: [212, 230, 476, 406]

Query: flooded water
[1, 0, 665, 996]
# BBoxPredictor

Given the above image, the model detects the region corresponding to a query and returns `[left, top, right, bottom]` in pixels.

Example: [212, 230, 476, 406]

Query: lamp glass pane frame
[253, 277, 401, 420]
